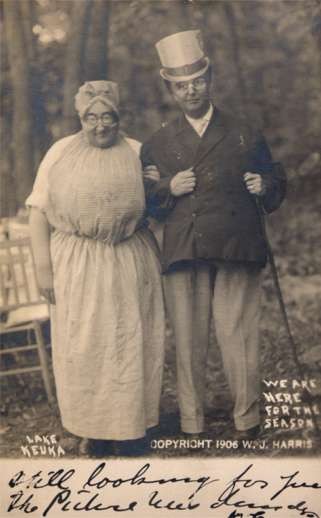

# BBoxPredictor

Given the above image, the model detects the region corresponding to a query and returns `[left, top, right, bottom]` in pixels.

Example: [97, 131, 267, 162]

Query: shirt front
[185, 104, 214, 137]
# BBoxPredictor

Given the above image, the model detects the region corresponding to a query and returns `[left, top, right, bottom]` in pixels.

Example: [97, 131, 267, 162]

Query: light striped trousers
[164, 262, 262, 433]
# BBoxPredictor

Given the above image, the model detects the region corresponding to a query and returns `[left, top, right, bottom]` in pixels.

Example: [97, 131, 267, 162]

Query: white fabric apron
[28, 132, 165, 439]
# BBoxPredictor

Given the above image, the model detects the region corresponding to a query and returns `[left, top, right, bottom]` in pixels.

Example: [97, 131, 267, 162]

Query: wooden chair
[0, 237, 54, 404]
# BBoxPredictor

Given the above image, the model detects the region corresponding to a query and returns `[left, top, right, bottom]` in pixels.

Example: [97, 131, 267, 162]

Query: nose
[187, 82, 196, 94]
[96, 119, 104, 129]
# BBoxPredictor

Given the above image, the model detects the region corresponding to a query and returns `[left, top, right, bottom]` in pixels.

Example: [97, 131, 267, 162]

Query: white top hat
[155, 30, 210, 82]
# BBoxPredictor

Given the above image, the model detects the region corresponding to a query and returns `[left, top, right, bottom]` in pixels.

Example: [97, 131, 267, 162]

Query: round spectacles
[174, 77, 207, 92]
[83, 113, 117, 128]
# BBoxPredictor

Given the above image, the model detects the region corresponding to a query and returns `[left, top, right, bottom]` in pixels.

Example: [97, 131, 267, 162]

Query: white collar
[185, 104, 214, 136]
[185, 103, 214, 125]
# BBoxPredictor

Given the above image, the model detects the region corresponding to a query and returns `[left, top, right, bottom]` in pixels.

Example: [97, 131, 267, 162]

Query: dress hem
[62, 419, 160, 441]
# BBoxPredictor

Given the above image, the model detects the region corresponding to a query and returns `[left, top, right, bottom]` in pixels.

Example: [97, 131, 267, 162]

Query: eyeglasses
[173, 77, 208, 92]
[83, 113, 117, 128]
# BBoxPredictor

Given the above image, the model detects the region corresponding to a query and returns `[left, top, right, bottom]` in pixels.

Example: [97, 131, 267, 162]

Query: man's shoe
[114, 437, 150, 457]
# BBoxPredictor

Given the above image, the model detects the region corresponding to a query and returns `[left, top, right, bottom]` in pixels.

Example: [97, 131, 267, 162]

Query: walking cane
[256, 197, 320, 435]
[191, 146, 319, 436]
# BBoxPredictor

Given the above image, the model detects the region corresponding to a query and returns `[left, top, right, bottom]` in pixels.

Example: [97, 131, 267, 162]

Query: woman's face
[81, 101, 119, 148]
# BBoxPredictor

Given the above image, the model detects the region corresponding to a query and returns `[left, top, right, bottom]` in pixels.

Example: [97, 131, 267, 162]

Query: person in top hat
[141, 30, 286, 439]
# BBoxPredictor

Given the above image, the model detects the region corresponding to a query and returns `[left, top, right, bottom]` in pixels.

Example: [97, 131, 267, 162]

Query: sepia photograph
[1, 0, 321, 516]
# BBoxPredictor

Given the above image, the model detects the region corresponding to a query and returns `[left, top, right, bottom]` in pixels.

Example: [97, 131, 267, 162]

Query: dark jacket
[141, 107, 286, 272]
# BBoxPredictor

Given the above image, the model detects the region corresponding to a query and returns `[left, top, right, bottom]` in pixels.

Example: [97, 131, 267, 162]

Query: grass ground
[1, 266, 320, 459]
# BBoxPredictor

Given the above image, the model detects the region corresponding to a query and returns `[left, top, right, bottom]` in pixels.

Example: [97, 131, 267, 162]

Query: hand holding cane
[246, 176, 320, 435]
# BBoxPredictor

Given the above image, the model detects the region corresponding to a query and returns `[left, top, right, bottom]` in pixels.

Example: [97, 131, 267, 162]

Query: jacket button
[192, 212, 197, 218]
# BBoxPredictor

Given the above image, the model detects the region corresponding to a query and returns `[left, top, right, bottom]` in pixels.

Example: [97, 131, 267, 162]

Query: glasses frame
[82, 112, 118, 128]
[173, 77, 208, 93]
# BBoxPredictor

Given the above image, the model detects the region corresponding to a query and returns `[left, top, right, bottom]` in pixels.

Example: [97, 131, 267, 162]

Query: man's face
[81, 101, 119, 148]
[169, 73, 211, 119]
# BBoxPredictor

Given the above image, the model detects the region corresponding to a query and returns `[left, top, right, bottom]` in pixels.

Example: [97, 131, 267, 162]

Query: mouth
[93, 129, 118, 147]
[186, 99, 201, 105]
[95, 131, 110, 138]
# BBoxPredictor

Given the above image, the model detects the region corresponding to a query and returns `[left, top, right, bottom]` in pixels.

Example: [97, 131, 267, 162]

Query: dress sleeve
[140, 138, 176, 221]
[25, 135, 75, 213]
[125, 137, 142, 157]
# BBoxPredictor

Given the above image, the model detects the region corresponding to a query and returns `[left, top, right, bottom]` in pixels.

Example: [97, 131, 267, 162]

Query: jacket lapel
[167, 115, 201, 169]
[194, 107, 229, 167]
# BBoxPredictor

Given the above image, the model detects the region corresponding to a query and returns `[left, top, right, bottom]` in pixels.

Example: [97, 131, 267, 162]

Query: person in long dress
[27, 80, 165, 456]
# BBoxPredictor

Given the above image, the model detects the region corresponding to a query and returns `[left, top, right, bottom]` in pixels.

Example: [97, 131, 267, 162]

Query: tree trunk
[19, 0, 35, 62]
[0, 115, 17, 216]
[3, 0, 35, 208]
[62, 0, 91, 134]
[311, 0, 321, 67]
[0, 4, 16, 216]
[20, 0, 49, 165]
[223, 2, 248, 119]
[169, 0, 192, 30]
[84, 0, 110, 81]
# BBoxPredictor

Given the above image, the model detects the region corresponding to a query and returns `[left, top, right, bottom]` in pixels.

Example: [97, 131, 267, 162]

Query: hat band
[162, 57, 208, 78]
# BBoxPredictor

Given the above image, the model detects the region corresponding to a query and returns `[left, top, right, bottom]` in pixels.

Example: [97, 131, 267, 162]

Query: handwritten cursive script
[5, 462, 321, 517]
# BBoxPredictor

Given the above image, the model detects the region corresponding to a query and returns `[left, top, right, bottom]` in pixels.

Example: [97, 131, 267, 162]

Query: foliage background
[1, 0, 321, 211]
[1, 0, 321, 457]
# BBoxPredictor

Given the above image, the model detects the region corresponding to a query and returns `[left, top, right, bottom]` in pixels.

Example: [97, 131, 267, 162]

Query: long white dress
[26, 132, 165, 440]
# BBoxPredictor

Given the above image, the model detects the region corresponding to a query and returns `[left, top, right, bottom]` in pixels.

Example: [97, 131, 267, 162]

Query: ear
[205, 65, 212, 86]
[163, 79, 173, 93]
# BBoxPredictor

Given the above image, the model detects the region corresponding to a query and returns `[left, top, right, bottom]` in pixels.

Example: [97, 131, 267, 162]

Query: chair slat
[0, 344, 38, 354]
[0, 237, 30, 249]
[0, 366, 42, 376]
[0, 252, 29, 265]
[0, 264, 8, 307]
[0, 238, 45, 311]
[0, 234, 55, 404]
